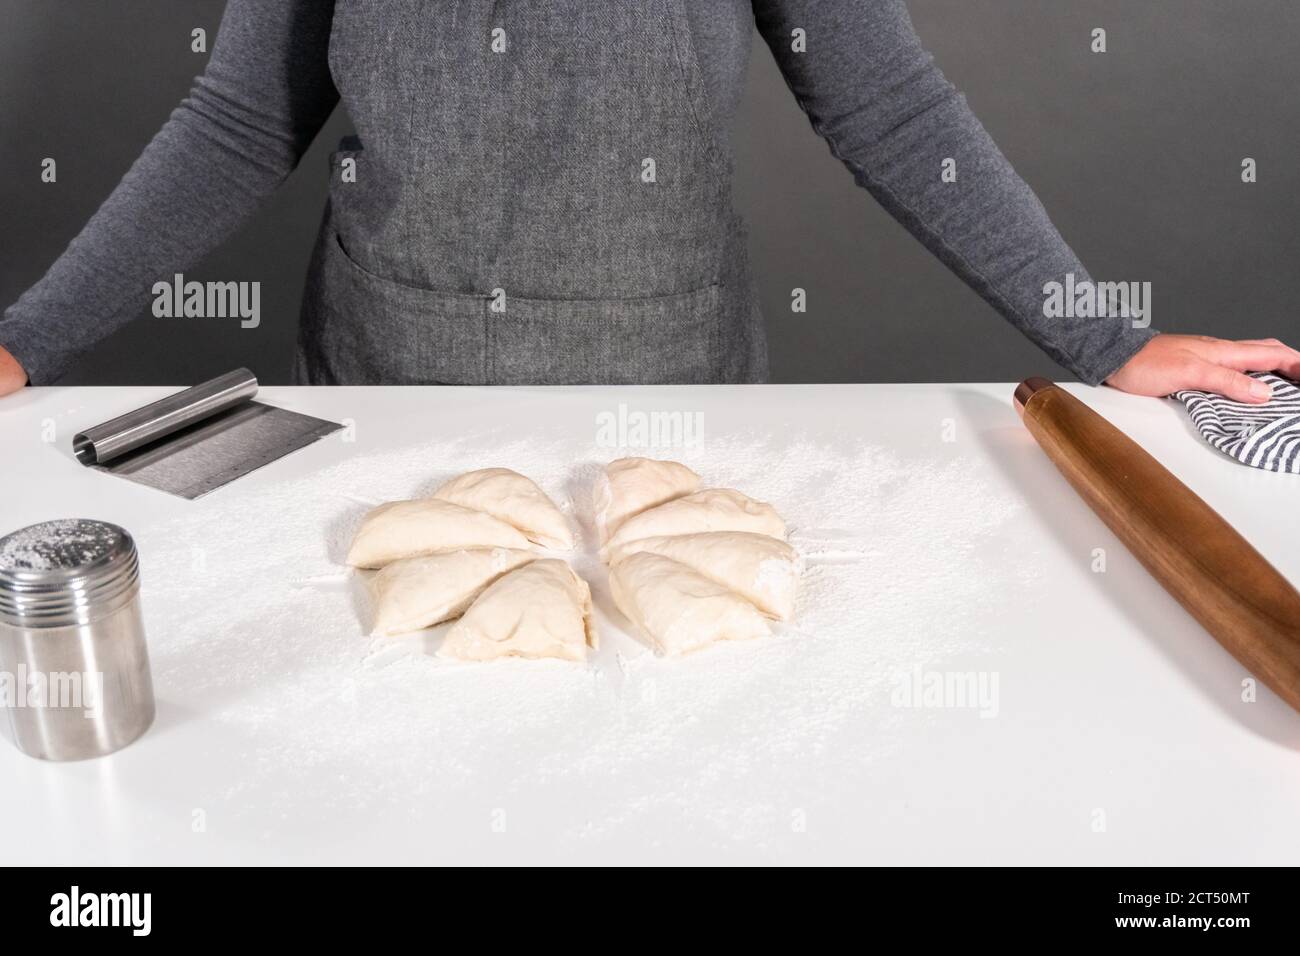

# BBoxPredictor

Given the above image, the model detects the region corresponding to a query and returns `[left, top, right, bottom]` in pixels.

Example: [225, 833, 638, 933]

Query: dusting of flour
[131, 426, 1030, 860]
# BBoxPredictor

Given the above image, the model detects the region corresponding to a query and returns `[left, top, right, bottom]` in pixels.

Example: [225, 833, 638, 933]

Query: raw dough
[608, 551, 771, 656]
[347, 499, 531, 568]
[368, 548, 537, 637]
[433, 467, 574, 550]
[606, 531, 799, 621]
[601, 488, 786, 559]
[594, 457, 701, 544]
[438, 559, 597, 662]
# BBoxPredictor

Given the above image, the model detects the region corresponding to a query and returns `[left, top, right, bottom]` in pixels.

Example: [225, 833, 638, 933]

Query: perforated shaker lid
[0, 519, 140, 627]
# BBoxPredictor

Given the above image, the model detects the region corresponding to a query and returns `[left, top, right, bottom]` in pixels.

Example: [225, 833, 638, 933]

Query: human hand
[0, 344, 27, 396]
[1106, 334, 1300, 404]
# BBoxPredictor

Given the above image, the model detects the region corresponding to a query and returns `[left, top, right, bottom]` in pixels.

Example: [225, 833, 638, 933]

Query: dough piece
[606, 531, 799, 621]
[432, 467, 574, 550]
[368, 548, 538, 637]
[601, 488, 786, 559]
[609, 552, 771, 656]
[438, 559, 597, 662]
[594, 457, 701, 544]
[347, 499, 530, 568]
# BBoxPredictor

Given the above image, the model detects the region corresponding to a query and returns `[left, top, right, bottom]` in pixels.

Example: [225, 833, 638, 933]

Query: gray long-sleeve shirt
[0, 0, 1156, 385]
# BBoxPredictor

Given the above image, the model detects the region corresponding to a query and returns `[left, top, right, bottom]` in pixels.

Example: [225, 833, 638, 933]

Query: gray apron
[295, 0, 768, 386]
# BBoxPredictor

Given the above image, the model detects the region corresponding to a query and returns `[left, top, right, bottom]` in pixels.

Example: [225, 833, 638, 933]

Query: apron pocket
[487, 284, 725, 385]
[312, 231, 488, 385]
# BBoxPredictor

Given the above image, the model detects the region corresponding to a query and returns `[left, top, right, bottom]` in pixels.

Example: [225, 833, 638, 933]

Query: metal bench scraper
[72, 368, 343, 499]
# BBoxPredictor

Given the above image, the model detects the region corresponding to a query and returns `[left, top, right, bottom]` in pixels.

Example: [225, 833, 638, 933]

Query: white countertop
[1, 383, 1296, 865]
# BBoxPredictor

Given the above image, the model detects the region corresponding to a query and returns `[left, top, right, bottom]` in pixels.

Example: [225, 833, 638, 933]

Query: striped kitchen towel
[1172, 372, 1300, 473]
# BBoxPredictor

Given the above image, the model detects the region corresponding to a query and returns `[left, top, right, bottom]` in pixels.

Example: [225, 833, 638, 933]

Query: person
[2, 1, 1297, 397]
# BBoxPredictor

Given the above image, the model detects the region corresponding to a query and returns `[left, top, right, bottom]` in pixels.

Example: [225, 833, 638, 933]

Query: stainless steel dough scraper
[72, 368, 343, 499]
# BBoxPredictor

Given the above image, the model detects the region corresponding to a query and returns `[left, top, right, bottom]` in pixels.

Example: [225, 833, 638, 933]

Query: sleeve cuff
[1072, 325, 1160, 387]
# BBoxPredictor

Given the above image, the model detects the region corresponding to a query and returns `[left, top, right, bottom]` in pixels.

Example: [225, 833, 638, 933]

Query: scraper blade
[72, 369, 343, 499]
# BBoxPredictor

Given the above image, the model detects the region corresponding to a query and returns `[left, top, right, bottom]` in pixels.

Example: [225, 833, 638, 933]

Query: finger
[1228, 337, 1300, 360]
[1237, 339, 1300, 377]
[1210, 343, 1300, 377]
[1186, 360, 1273, 403]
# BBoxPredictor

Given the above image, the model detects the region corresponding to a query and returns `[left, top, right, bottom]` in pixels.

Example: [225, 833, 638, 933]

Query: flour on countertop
[131, 426, 1033, 856]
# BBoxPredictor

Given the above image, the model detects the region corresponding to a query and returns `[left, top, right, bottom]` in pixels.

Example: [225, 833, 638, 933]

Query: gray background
[2, 0, 1297, 385]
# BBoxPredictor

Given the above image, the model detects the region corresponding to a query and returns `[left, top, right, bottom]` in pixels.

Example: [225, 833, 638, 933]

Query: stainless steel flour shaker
[0, 519, 155, 760]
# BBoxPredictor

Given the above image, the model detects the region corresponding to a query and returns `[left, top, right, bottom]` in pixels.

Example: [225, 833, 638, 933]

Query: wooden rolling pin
[1014, 377, 1300, 712]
